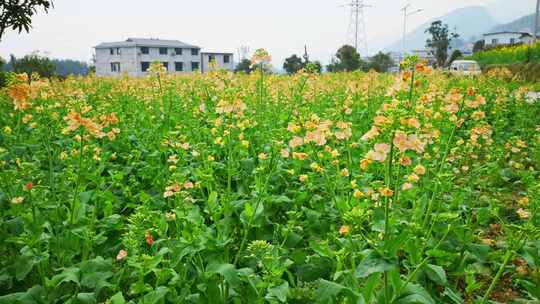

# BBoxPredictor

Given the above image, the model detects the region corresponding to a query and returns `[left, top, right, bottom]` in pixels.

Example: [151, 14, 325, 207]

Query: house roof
[483, 31, 531, 37]
[94, 38, 199, 49]
[202, 51, 234, 55]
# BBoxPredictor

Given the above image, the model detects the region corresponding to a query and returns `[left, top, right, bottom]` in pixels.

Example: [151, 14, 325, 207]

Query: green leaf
[355, 250, 397, 278]
[80, 190, 94, 204]
[206, 263, 240, 287]
[310, 241, 333, 257]
[314, 280, 364, 304]
[265, 281, 289, 303]
[51, 267, 80, 287]
[77, 292, 96, 304]
[141, 286, 169, 304]
[425, 264, 447, 285]
[15, 246, 39, 281]
[395, 283, 435, 304]
[443, 287, 463, 304]
[109, 292, 126, 304]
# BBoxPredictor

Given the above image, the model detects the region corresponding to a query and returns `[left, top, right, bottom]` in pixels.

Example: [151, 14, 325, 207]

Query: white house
[482, 32, 531, 47]
[94, 38, 234, 76]
[201, 52, 234, 73]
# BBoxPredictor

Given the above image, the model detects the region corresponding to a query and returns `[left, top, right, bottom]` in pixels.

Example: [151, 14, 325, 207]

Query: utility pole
[534, 0, 539, 43]
[344, 0, 371, 56]
[401, 4, 422, 57]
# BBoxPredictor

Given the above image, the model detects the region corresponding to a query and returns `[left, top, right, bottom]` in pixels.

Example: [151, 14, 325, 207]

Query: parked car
[449, 60, 481, 76]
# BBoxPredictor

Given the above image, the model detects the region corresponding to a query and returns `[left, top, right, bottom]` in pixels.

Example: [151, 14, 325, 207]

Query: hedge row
[469, 42, 540, 66]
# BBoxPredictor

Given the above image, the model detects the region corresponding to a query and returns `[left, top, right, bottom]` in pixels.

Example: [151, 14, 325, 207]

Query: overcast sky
[0, 0, 536, 66]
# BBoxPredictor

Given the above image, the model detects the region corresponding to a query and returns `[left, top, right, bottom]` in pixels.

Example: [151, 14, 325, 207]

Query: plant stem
[480, 249, 513, 304]
[70, 129, 84, 225]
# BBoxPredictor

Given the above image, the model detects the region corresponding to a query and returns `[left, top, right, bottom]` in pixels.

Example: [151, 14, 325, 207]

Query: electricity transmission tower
[344, 0, 370, 56]
[237, 45, 250, 61]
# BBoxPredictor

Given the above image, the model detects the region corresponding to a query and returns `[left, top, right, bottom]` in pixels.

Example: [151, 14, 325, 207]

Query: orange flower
[8, 82, 31, 111]
[25, 182, 33, 190]
[361, 126, 380, 141]
[379, 187, 394, 197]
[413, 165, 426, 175]
[288, 136, 304, 148]
[339, 225, 350, 236]
[360, 159, 371, 170]
[517, 208, 530, 219]
[145, 231, 154, 246]
[402, 182, 413, 190]
[116, 249, 128, 261]
[393, 131, 410, 153]
[399, 156, 412, 166]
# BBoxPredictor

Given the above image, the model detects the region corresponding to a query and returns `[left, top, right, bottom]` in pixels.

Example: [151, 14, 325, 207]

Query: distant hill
[385, 6, 498, 52]
[490, 14, 539, 33]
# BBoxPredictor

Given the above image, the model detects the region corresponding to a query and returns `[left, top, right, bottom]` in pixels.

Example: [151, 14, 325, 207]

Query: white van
[449, 60, 481, 76]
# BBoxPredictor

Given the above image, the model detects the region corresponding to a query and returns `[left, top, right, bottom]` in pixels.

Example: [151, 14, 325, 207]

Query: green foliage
[327, 45, 366, 72]
[235, 58, 253, 74]
[425, 20, 459, 67]
[448, 49, 463, 64]
[469, 42, 540, 66]
[0, 56, 6, 87]
[283, 54, 304, 75]
[50, 58, 89, 76]
[0, 65, 539, 303]
[473, 40, 485, 53]
[368, 52, 394, 72]
[10, 53, 55, 79]
[0, 0, 53, 40]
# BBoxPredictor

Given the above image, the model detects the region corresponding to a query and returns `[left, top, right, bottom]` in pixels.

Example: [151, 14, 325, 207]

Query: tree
[448, 49, 463, 64]
[0, 57, 6, 87]
[12, 53, 55, 79]
[306, 61, 322, 74]
[50, 58, 89, 76]
[326, 45, 364, 72]
[0, 1, 53, 41]
[473, 40, 485, 53]
[425, 20, 459, 68]
[368, 52, 394, 72]
[283, 54, 304, 74]
[235, 59, 253, 74]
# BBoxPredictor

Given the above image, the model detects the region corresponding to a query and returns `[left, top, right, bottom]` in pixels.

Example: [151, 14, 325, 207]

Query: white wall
[201, 53, 234, 73]
[95, 47, 137, 76]
[137, 47, 201, 75]
[95, 46, 202, 76]
[484, 33, 522, 46]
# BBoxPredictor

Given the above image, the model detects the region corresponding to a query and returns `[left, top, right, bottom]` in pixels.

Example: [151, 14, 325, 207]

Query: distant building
[411, 49, 436, 65]
[482, 31, 533, 47]
[94, 38, 234, 76]
[520, 34, 540, 45]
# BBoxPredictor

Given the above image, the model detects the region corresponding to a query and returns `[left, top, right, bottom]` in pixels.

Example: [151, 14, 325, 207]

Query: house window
[159, 47, 168, 55]
[208, 55, 215, 62]
[110, 62, 120, 73]
[491, 38, 498, 45]
[175, 62, 184, 71]
[110, 48, 114, 55]
[116, 48, 121, 55]
[162, 62, 169, 71]
[141, 47, 149, 55]
[191, 62, 200, 71]
[174, 48, 182, 55]
[223, 54, 230, 63]
[141, 62, 150, 72]
[191, 48, 199, 56]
